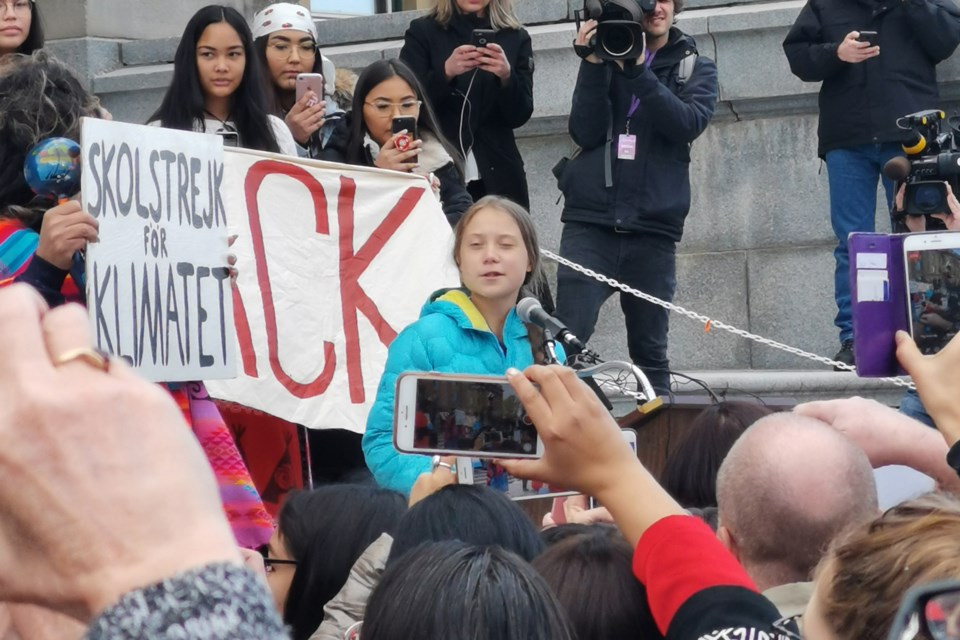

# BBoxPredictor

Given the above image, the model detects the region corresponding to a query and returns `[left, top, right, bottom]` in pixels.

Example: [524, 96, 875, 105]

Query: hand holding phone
[295, 73, 324, 107]
[838, 30, 879, 63]
[471, 29, 497, 48]
[393, 372, 545, 460]
[391, 115, 419, 153]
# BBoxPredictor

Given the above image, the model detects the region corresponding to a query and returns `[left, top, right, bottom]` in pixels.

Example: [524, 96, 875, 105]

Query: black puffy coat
[400, 12, 533, 208]
[783, 0, 960, 157]
[558, 29, 718, 241]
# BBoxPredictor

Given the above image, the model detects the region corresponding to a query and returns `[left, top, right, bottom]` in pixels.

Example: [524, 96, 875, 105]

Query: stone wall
[43, 0, 960, 382]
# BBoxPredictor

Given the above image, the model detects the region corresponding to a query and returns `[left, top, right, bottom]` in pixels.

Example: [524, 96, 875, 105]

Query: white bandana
[252, 3, 318, 41]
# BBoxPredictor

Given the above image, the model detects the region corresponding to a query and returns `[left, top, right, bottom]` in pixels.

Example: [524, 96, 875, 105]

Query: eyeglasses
[267, 41, 317, 58]
[257, 545, 298, 574]
[364, 100, 422, 117]
[890, 580, 960, 640]
[772, 613, 802, 640]
[0, 0, 31, 16]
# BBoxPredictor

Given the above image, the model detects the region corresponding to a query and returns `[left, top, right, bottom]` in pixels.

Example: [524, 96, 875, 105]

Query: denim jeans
[555, 222, 676, 394]
[825, 143, 903, 343]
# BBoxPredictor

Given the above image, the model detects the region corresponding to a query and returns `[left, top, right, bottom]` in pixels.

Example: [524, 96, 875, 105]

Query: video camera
[578, 0, 656, 61]
[882, 110, 960, 216]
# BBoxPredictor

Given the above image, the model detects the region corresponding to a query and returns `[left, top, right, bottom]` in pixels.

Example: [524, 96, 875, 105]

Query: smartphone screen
[906, 243, 960, 354]
[409, 377, 539, 457]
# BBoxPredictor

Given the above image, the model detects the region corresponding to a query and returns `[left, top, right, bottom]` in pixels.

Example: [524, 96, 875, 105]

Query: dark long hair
[661, 400, 775, 508]
[532, 529, 660, 640]
[254, 34, 323, 117]
[387, 484, 544, 565]
[148, 5, 280, 153]
[0, 52, 99, 226]
[345, 58, 461, 171]
[362, 541, 576, 640]
[277, 485, 406, 640]
[14, 0, 44, 54]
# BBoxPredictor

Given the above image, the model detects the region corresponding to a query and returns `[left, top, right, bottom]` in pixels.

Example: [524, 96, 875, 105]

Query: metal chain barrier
[541, 248, 916, 391]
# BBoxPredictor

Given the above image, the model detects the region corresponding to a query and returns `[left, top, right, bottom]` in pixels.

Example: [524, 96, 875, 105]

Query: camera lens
[600, 25, 634, 58]
[915, 184, 945, 213]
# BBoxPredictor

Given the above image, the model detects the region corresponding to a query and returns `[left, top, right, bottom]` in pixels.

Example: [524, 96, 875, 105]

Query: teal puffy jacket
[362, 288, 542, 495]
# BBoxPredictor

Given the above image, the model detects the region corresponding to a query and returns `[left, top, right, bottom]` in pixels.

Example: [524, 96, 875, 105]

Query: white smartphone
[393, 372, 544, 459]
[903, 231, 960, 355]
[295, 73, 324, 105]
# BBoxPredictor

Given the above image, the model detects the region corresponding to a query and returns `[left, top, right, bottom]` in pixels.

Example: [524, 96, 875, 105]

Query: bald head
[716, 413, 878, 589]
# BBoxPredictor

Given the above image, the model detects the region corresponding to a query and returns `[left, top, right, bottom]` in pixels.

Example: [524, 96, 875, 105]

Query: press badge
[617, 134, 637, 160]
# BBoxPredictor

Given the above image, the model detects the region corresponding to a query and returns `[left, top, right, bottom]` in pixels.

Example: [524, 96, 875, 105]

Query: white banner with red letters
[204, 148, 460, 432]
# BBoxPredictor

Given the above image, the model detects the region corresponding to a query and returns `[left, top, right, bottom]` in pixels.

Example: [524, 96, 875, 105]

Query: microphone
[516, 297, 586, 353]
[882, 156, 912, 182]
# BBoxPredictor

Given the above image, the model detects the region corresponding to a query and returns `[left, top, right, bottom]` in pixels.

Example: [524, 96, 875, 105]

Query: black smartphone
[472, 28, 497, 48]
[858, 30, 878, 47]
[391, 115, 418, 155]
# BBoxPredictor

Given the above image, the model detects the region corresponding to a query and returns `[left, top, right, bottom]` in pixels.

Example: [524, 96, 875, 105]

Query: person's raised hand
[34, 201, 98, 270]
[499, 366, 638, 496]
[896, 330, 960, 447]
[795, 397, 931, 468]
[931, 182, 960, 231]
[285, 92, 326, 145]
[837, 31, 879, 63]
[373, 132, 421, 173]
[0, 285, 240, 622]
[574, 19, 602, 64]
[408, 456, 458, 507]
[477, 43, 511, 82]
[444, 44, 481, 80]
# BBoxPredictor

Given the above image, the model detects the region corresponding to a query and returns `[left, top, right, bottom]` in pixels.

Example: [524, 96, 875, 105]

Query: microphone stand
[541, 328, 561, 365]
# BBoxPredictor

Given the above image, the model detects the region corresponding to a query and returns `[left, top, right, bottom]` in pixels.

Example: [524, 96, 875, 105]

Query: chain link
[541, 248, 915, 391]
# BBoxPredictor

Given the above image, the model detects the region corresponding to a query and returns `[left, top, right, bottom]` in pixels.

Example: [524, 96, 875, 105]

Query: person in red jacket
[501, 365, 783, 639]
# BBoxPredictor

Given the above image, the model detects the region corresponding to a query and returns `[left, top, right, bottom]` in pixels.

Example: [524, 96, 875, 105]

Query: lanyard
[626, 96, 640, 134]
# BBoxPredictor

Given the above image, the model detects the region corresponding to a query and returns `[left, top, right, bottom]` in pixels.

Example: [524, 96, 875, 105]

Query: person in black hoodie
[783, 0, 960, 368]
[399, 0, 533, 209]
[554, 0, 718, 395]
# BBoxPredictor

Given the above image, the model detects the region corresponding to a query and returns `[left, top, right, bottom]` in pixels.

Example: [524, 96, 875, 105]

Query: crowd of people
[4, 0, 960, 638]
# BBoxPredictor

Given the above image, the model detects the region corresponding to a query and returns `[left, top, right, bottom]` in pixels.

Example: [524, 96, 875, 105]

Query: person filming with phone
[783, 0, 960, 369]
[553, 0, 718, 396]
[339, 59, 472, 227]
[399, 0, 534, 209]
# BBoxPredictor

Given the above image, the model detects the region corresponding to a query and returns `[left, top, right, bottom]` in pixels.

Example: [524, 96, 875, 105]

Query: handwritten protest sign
[81, 118, 235, 382]
[204, 149, 460, 432]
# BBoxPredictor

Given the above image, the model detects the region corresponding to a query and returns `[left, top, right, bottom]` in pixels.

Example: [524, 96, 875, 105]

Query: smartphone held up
[393, 372, 544, 460]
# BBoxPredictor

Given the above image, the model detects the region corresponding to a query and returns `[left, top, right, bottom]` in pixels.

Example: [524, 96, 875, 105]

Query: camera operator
[554, 0, 718, 395]
[782, 0, 960, 369]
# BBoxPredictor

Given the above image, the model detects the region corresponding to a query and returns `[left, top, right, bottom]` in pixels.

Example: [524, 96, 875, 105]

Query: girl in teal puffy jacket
[363, 195, 548, 495]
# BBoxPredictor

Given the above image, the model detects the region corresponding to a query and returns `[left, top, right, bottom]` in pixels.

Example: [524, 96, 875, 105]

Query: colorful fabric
[0, 218, 79, 300]
[176, 383, 275, 549]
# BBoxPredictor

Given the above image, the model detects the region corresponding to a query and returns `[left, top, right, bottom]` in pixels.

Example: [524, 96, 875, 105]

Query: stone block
[98, 87, 168, 126]
[316, 10, 423, 47]
[47, 37, 122, 89]
[121, 38, 179, 67]
[746, 245, 839, 369]
[44, 0, 251, 40]
[669, 250, 752, 369]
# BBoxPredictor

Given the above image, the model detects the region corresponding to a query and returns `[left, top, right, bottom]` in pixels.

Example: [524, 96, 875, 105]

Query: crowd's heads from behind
[0, 0, 43, 56]
[0, 51, 100, 225]
[267, 485, 406, 640]
[362, 541, 576, 640]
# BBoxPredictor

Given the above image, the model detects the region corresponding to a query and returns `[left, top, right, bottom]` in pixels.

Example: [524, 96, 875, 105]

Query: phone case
[848, 232, 908, 376]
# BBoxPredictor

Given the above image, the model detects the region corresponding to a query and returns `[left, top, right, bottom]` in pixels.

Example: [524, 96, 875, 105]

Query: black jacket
[558, 29, 718, 241]
[783, 0, 960, 157]
[400, 13, 534, 208]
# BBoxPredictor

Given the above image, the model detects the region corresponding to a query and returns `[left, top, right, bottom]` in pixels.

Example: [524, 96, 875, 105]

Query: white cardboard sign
[81, 118, 236, 382]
